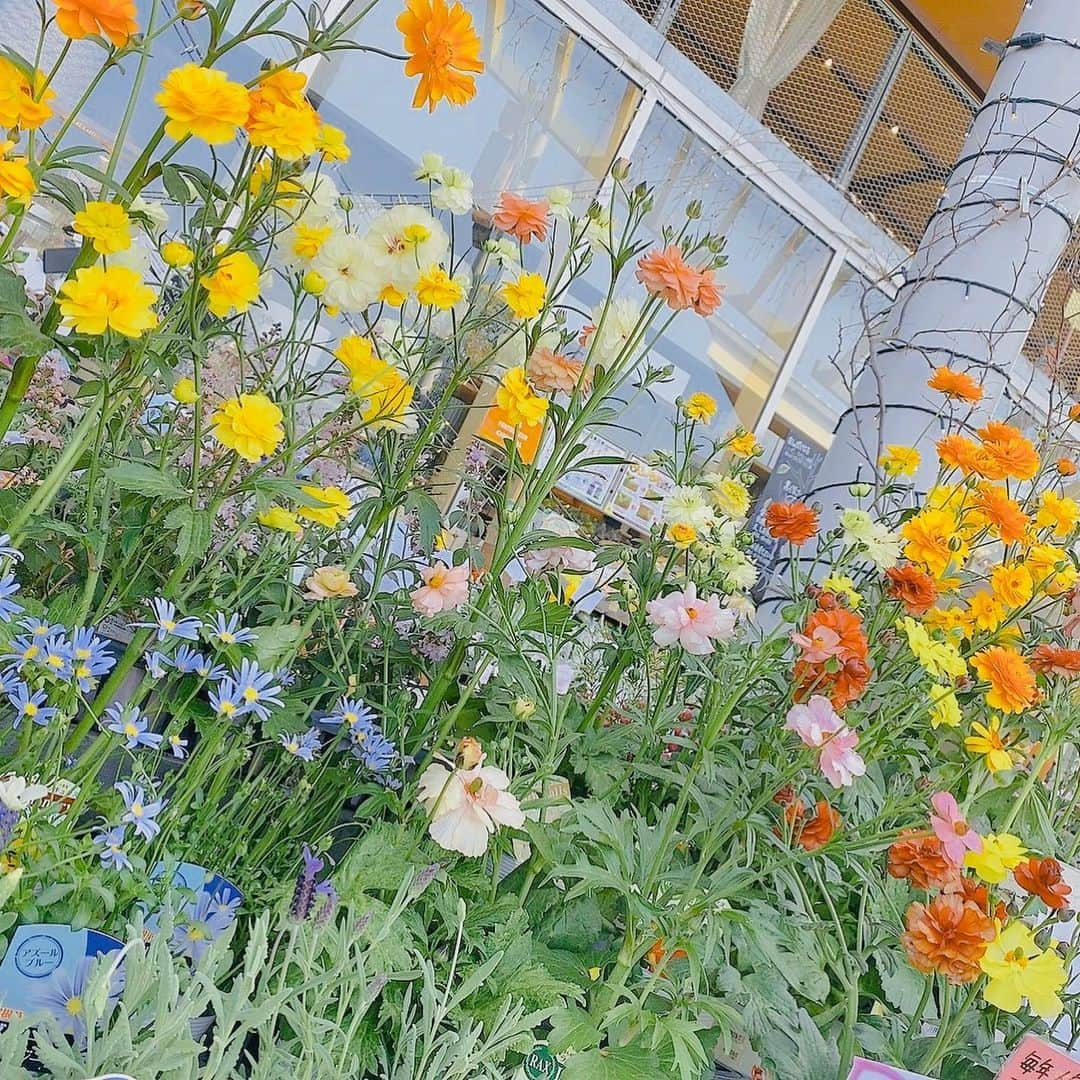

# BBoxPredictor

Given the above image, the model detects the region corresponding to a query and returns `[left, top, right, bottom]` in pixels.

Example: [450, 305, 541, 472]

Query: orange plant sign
[475, 404, 542, 464]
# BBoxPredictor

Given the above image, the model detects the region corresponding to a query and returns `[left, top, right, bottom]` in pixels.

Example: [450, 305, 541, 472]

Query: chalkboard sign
[747, 434, 826, 600]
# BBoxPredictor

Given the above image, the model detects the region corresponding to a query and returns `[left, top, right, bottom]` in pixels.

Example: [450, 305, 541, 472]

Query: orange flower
[927, 367, 983, 403]
[636, 245, 708, 312]
[970, 646, 1038, 714]
[978, 422, 1039, 481]
[901, 894, 995, 984]
[793, 607, 871, 710]
[765, 501, 819, 545]
[692, 268, 724, 316]
[885, 564, 939, 615]
[645, 938, 687, 973]
[526, 347, 590, 394]
[1030, 644, 1080, 677]
[888, 831, 962, 891]
[1071, 403, 1080, 423]
[937, 434, 985, 477]
[397, 0, 484, 111]
[796, 800, 841, 851]
[53, 0, 137, 44]
[1057, 458, 1077, 477]
[975, 484, 1029, 544]
[1013, 857, 1072, 910]
[493, 192, 549, 244]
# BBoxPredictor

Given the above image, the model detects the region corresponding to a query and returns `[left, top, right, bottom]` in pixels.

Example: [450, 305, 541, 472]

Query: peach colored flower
[411, 561, 470, 616]
[492, 192, 549, 244]
[888, 831, 961, 891]
[526, 347, 591, 394]
[303, 565, 358, 600]
[885, 564, 938, 615]
[1013, 857, 1072, 910]
[692, 268, 724, 315]
[636, 245, 703, 312]
[765, 501, 819, 545]
[902, 894, 994, 984]
[417, 758, 524, 856]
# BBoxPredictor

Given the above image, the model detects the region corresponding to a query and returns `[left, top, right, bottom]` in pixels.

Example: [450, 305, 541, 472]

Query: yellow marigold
[0, 141, 35, 201]
[501, 272, 546, 319]
[211, 393, 284, 461]
[156, 64, 251, 144]
[289, 223, 332, 263]
[298, 485, 352, 529]
[727, 431, 759, 456]
[335, 335, 392, 396]
[199, 250, 261, 317]
[682, 391, 717, 423]
[0, 59, 55, 130]
[1036, 490, 1080, 538]
[53, 0, 138, 45]
[923, 605, 971, 636]
[248, 157, 274, 197]
[361, 370, 414, 428]
[380, 284, 407, 307]
[258, 505, 302, 534]
[964, 716, 1016, 774]
[709, 476, 751, 520]
[899, 616, 966, 680]
[416, 266, 464, 309]
[244, 70, 320, 160]
[880, 444, 920, 478]
[966, 590, 1005, 633]
[72, 200, 131, 255]
[989, 562, 1033, 610]
[965, 832, 1027, 884]
[161, 240, 194, 268]
[171, 377, 198, 404]
[397, 0, 484, 111]
[822, 575, 861, 609]
[927, 683, 961, 729]
[495, 366, 548, 429]
[1027, 543, 1078, 596]
[315, 123, 350, 162]
[970, 645, 1038, 714]
[57, 265, 158, 337]
[901, 507, 965, 577]
[668, 522, 697, 549]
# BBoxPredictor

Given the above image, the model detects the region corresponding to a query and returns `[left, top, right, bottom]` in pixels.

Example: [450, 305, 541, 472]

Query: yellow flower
[1027, 543, 1078, 596]
[298, 485, 352, 529]
[161, 240, 194, 268]
[902, 507, 966, 577]
[245, 70, 321, 160]
[335, 335, 392, 395]
[416, 266, 464, 309]
[980, 921, 1066, 1019]
[707, 476, 751, 520]
[668, 522, 697, 549]
[989, 562, 1033, 609]
[72, 201, 131, 255]
[727, 431, 759, 456]
[501, 272, 546, 319]
[315, 123, 350, 162]
[258, 506, 302, 535]
[927, 683, 961, 728]
[362, 370, 415, 429]
[289, 223, 332, 263]
[682, 391, 717, 423]
[171, 377, 198, 404]
[495, 366, 548, 429]
[966, 590, 1005, 633]
[899, 616, 966, 680]
[380, 284, 407, 307]
[57, 265, 158, 338]
[965, 832, 1027, 883]
[300, 270, 326, 296]
[0, 141, 34, 201]
[200, 250, 260, 317]
[156, 64, 251, 144]
[249, 158, 274, 197]
[211, 393, 284, 461]
[0, 58, 55, 130]
[879, 444, 920, 477]
[1036, 490, 1080, 537]
[964, 716, 1016, 774]
[822, 575, 861, 608]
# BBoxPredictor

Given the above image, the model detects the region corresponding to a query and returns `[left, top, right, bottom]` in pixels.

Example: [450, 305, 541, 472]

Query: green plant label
[523, 1044, 564, 1080]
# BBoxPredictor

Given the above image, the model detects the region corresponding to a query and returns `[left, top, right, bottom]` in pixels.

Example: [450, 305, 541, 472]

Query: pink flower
[929, 791, 982, 865]
[411, 561, 470, 617]
[791, 626, 843, 663]
[786, 696, 865, 788]
[416, 760, 525, 857]
[818, 726, 866, 788]
[645, 583, 736, 655]
[785, 695, 843, 746]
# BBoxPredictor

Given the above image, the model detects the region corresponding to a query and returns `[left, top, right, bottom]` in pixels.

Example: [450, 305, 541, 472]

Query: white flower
[274, 203, 343, 271]
[310, 232, 382, 311]
[585, 207, 612, 250]
[129, 196, 169, 238]
[839, 508, 876, 544]
[588, 297, 640, 365]
[861, 524, 901, 570]
[717, 546, 758, 589]
[362, 204, 449, 294]
[554, 661, 575, 695]
[417, 761, 525, 857]
[415, 152, 445, 181]
[110, 241, 152, 277]
[0, 775, 49, 811]
[663, 486, 716, 531]
[548, 186, 573, 219]
[432, 167, 474, 215]
[484, 236, 520, 267]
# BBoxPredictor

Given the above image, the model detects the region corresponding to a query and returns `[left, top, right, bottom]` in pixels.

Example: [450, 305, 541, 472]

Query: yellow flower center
[65, 995, 83, 1016]
[124, 723, 138, 737]
[163, 618, 176, 631]
[429, 569, 447, 589]
[24, 702, 37, 717]
[132, 802, 143, 816]
[243, 686, 259, 702]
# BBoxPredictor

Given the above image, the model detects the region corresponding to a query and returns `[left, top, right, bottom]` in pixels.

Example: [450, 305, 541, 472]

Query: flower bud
[176, 0, 205, 18]
[686, 199, 702, 220]
[513, 698, 536, 720]
[337, 194, 354, 212]
[848, 482, 872, 497]
[171, 377, 198, 404]
[302, 269, 326, 296]
[161, 240, 194, 268]
[611, 157, 630, 181]
[455, 735, 484, 770]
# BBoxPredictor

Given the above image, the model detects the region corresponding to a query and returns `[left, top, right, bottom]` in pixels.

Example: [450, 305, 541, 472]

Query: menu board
[604, 458, 675, 533]
[555, 432, 625, 510]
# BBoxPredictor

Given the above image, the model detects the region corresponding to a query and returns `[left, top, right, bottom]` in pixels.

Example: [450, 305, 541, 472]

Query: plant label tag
[848, 1059, 935, 1079]
[523, 1044, 564, 1079]
[997, 1035, 1080, 1079]
[142, 861, 243, 959]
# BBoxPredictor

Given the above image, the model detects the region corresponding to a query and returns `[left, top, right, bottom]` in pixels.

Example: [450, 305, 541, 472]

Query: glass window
[769, 265, 890, 456]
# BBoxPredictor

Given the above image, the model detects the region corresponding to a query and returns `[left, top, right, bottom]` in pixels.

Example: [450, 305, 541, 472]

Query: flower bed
[0, 1, 1079, 1077]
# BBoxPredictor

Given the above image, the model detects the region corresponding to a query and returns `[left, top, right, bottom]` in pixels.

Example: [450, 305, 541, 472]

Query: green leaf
[105, 461, 189, 500]
[562, 1043, 660, 1080]
[252, 623, 306, 669]
[163, 505, 212, 564]
[0, 312, 50, 357]
[548, 1006, 602, 1054]
[405, 489, 442, 552]
[161, 164, 193, 205]
[0, 267, 27, 312]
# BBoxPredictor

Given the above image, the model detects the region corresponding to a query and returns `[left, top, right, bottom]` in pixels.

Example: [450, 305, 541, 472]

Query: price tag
[998, 1035, 1080, 1079]
[848, 1059, 934, 1079]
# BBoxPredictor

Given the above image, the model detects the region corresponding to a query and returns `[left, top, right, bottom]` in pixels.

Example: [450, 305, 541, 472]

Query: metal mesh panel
[1022, 233, 1080, 400]
[665, 0, 748, 93]
[848, 35, 975, 249]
